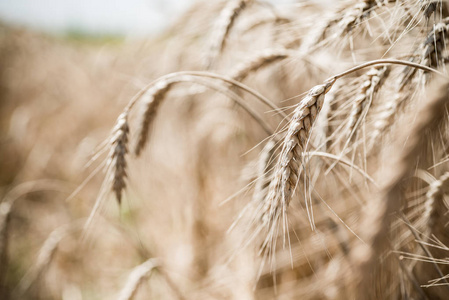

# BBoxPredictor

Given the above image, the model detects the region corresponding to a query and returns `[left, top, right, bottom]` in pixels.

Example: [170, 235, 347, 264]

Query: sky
[0, 0, 193, 36]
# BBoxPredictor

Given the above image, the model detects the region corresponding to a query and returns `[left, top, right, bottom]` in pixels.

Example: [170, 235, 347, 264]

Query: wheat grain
[134, 79, 178, 156]
[346, 66, 388, 140]
[262, 80, 335, 235]
[424, 171, 449, 232]
[108, 112, 130, 205]
[252, 139, 277, 207]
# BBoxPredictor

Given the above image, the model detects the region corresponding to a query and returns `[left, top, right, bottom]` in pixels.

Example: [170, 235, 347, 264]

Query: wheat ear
[346, 66, 388, 140]
[263, 80, 335, 234]
[134, 75, 276, 157]
[17, 225, 70, 295]
[230, 48, 290, 82]
[108, 111, 130, 205]
[252, 139, 277, 206]
[134, 79, 177, 156]
[204, 0, 251, 69]
[424, 172, 449, 233]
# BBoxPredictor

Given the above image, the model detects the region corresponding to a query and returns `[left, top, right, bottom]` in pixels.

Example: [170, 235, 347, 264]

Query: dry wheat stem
[327, 59, 446, 82]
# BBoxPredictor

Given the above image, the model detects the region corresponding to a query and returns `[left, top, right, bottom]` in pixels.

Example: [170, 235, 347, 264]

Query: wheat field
[1, 0, 449, 299]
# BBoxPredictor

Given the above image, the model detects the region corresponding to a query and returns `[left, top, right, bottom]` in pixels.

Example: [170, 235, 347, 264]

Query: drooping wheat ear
[17, 226, 69, 294]
[371, 24, 449, 149]
[421, 0, 446, 19]
[134, 78, 179, 156]
[262, 80, 335, 235]
[346, 66, 388, 140]
[351, 79, 449, 298]
[108, 111, 130, 205]
[230, 48, 290, 82]
[134, 74, 277, 157]
[240, 13, 290, 34]
[117, 258, 159, 300]
[204, 0, 251, 69]
[337, 0, 377, 34]
[423, 171, 449, 232]
[420, 19, 449, 84]
[401, 18, 449, 88]
[299, 0, 381, 53]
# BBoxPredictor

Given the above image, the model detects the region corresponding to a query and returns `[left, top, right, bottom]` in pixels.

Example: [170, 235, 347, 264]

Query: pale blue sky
[0, 0, 193, 36]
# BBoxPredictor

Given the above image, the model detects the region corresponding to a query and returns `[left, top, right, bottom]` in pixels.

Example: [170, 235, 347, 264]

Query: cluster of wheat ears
[4, 0, 449, 299]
